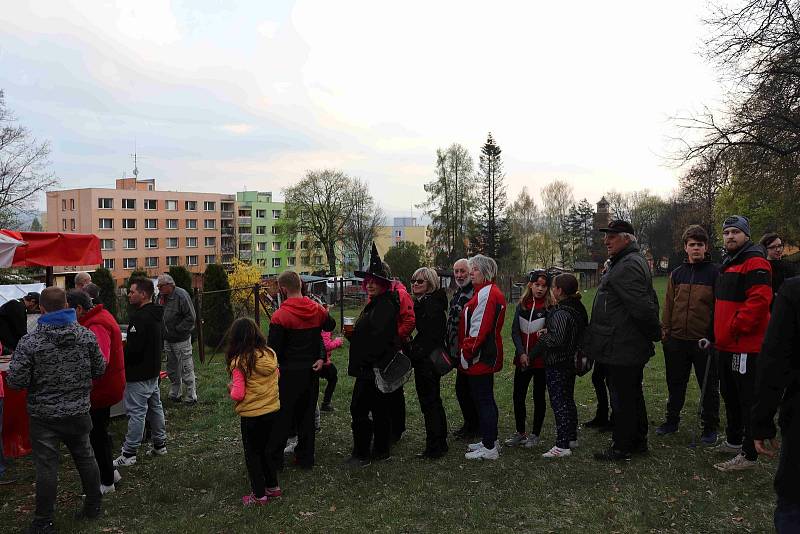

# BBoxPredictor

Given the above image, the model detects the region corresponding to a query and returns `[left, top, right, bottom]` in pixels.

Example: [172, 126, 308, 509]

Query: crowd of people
[1, 212, 799, 533]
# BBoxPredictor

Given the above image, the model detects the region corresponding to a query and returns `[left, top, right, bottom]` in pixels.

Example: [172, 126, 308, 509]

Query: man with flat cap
[157, 274, 198, 404]
[586, 220, 661, 461]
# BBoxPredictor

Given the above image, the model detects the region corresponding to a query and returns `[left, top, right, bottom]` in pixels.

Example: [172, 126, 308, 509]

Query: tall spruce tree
[475, 133, 512, 263]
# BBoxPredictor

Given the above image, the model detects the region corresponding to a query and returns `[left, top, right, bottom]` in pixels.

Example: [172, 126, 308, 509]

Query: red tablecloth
[2, 371, 30, 458]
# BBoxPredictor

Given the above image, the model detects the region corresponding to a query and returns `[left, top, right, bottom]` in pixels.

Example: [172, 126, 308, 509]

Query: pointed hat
[354, 242, 392, 283]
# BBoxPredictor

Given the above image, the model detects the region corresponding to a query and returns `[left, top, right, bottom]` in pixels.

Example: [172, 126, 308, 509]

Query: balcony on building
[239, 233, 253, 243]
[238, 216, 252, 225]
[221, 226, 235, 236]
[239, 250, 252, 261]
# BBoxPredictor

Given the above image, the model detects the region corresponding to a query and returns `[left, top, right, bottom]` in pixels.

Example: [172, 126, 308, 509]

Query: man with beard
[448, 258, 479, 440]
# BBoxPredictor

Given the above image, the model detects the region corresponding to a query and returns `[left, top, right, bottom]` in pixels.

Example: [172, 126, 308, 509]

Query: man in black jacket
[114, 278, 167, 468]
[0, 292, 39, 353]
[752, 277, 800, 532]
[588, 221, 660, 461]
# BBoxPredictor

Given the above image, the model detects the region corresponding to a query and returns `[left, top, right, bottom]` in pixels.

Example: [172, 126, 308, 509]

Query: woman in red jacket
[67, 290, 126, 493]
[459, 255, 507, 461]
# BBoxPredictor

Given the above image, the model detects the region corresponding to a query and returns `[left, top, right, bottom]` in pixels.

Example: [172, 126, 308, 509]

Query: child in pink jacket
[319, 331, 342, 411]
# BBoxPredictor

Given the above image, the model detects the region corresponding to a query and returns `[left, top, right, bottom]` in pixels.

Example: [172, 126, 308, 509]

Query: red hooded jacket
[79, 304, 125, 408]
[458, 281, 507, 376]
[268, 296, 335, 371]
[391, 280, 416, 340]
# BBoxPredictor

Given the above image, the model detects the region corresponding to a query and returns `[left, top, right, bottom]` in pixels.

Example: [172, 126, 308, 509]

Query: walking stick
[689, 345, 714, 449]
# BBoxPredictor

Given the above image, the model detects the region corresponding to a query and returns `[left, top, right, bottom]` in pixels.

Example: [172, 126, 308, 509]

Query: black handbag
[429, 347, 455, 376]
[374, 350, 413, 393]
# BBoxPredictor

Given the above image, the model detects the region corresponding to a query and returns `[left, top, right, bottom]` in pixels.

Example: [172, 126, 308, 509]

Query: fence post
[339, 275, 345, 332]
[194, 287, 205, 364]
[254, 283, 261, 327]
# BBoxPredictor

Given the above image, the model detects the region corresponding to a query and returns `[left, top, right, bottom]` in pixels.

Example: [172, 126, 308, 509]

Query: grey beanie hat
[722, 215, 751, 237]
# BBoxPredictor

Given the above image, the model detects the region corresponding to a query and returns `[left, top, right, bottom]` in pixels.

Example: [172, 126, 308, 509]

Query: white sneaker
[542, 446, 572, 458]
[468, 440, 499, 452]
[100, 483, 115, 494]
[524, 434, 540, 448]
[504, 432, 528, 447]
[113, 454, 137, 467]
[713, 440, 743, 454]
[465, 445, 500, 460]
[569, 440, 579, 449]
[714, 453, 757, 472]
[113, 470, 122, 484]
[146, 445, 167, 457]
[284, 437, 298, 455]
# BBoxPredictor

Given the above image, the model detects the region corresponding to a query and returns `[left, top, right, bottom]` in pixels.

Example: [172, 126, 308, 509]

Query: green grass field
[2, 276, 779, 533]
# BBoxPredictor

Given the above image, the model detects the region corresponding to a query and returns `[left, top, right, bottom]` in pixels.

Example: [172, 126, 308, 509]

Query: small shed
[573, 261, 600, 289]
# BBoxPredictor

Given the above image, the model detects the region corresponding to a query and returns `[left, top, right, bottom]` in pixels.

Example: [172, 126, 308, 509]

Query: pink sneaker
[265, 487, 282, 498]
[242, 494, 270, 506]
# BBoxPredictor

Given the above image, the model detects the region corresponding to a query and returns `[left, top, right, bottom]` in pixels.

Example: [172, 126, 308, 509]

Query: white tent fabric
[0, 233, 22, 267]
[0, 283, 46, 305]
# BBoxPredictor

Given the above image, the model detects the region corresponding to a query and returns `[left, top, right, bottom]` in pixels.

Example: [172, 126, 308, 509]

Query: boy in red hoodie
[268, 271, 335, 469]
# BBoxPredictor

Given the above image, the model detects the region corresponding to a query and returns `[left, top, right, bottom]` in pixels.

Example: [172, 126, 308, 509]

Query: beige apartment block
[46, 178, 236, 285]
[374, 217, 428, 259]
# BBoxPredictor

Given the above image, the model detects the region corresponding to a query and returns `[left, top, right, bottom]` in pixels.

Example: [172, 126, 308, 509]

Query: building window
[301, 256, 310, 266]
[300, 241, 309, 250]
[314, 241, 322, 249]
[61, 199, 66, 211]
[123, 258, 137, 270]
[204, 219, 216, 230]
[204, 254, 216, 264]
[185, 219, 197, 230]
[186, 255, 198, 266]
[103, 258, 115, 269]
[123, 238, 137, 250]
[286, 241, 296, 250]
[185, 200, 197, 211]
[272, 226, 279, 235]
[203, 201, 216, 211]
[256, 209, 266, 218]
[144, 199, 157, 210]
[314, 255, 323, 265]
[272, 258, 281, 268]
[257, 242, 266, 252]
[98, 218, 113, 229]
[166, 219, 178, 229]
[256, 258, 267, 266]
[70, 199, 75, 210]
[272, 242, 281, 252]
[272, 210, 281, 219]
[62, 219, 67, 231]
[144, 219, 158, 230]
[98, 198, 113, 209]
[186, 237, 198, 248]
[256, 226, 266, 235]
[165, 200, 178, 211]
[100, 239, 114, 251]
[204, 236, 216, 248]
[122, 219, 136, 230]
[166, 237, 179, 248]
[70, 219, 76, 231]
[287, 257, 296, 267]
[145, 257, 159, 268]
[145, 238, 158, 249]
[122, 199, 136, 210]
[166, 256, 179, 266]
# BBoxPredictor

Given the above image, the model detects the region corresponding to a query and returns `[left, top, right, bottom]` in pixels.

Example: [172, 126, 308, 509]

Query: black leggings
[241, 412, 279, 497]
[319, 363, 338, 404]
[512, 366, 546, 435]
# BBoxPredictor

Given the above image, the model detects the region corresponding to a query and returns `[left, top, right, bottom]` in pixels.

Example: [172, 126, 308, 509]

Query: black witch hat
[354, 242, 392, 283]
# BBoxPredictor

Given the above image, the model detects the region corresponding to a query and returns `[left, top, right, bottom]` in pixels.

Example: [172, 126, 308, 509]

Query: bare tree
[508, 187, 539, 272]
[0, 90, 58, 222]
[344, 178, 385, 271]
[279, 169, 358, 276]
[541, 180, 574, 267]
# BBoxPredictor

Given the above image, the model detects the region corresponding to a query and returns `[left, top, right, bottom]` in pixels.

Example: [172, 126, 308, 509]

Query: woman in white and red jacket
[459, 254, 507, 461]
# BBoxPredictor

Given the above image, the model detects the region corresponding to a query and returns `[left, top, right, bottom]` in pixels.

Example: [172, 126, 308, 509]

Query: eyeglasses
[411, 279, 426, 285]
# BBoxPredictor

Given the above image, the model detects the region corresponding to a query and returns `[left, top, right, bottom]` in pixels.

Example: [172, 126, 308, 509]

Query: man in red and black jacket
[268, 271, 335, 469]
[712, 215, 772, 472]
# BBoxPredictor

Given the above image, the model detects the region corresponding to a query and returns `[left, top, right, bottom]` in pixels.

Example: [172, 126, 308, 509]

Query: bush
[202, 263, 233, 348]
[384, 241, 427, 289]
[91, 267, 118, 319]
[125, 269, 149, 290]
[169, 265, 193, 295]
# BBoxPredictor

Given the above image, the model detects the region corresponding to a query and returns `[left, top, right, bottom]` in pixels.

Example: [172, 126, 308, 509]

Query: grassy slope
[2, 276, 778, 533]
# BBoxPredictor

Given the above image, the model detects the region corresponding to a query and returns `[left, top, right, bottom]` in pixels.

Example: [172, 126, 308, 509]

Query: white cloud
[219, 123, 256, 135]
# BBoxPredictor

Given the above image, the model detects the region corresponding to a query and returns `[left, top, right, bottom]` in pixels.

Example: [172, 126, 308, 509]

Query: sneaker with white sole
[468, 440, 499, 452]
[465, 445, 500, 460]
[113, 470, 122, 484]
[524, 434, 540, 448]
[100, 483, 115, 495]
[569, 440, 579, 449]
[542, 446, 572, 458]
[284, 437, 298, 455]
[112, 454, 137, 467]
[713, 440, 742, 454]
[504, 432, 528, 447]
[146, 445, 167, 457]
[714, 453, 757, 472]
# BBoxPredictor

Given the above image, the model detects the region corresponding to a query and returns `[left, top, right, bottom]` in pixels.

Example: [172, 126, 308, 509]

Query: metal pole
[254, 283, 261, 327]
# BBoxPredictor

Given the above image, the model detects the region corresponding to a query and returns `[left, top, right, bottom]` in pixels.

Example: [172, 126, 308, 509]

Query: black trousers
[455, 371, 479, 433]
[590, 362, 612, 423]
[608, 364, 648, 452]
[89, 407, 114, 486]
[319, 363, 338, 404]
[387, 386, 406, 441]
[412, 357, 448, 455]
[241, 412, 279, 497]
[269, 369, 319, 468]
[512, 366, 547, 435]
[350, 376, 391, 459]
[719, 351, 758, 460]
[663, 338, 719, 430]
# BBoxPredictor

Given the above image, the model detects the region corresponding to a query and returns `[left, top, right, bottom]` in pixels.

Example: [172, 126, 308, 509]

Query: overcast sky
[1, 1, 723, 217]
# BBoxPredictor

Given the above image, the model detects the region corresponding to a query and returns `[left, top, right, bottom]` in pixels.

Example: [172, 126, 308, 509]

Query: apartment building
[236, 191, 333, 276]
[47, 178, 236, 285]
[374, 217, 428, 259]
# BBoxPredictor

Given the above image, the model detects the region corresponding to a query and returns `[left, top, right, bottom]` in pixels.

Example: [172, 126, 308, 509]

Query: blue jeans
[776, 497, 800, 534]
[468, 374, 498, 449]
[122, 378, 166, 455]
